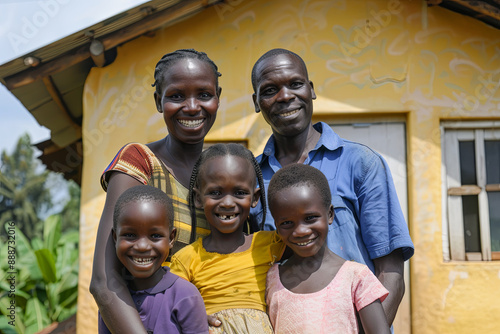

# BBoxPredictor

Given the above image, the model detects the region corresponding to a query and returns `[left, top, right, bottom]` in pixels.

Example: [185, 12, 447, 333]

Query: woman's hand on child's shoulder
[207, 314, 221, 328]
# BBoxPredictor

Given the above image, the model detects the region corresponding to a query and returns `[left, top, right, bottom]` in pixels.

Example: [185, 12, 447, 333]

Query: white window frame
[442, 121, 500, 261]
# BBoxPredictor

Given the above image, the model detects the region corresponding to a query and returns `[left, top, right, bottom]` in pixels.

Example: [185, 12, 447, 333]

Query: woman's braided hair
[188, 143, 267, 243]
[151, 48, 222, 95]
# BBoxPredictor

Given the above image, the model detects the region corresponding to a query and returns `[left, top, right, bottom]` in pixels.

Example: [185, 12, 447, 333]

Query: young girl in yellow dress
[169, 143, 284, 334]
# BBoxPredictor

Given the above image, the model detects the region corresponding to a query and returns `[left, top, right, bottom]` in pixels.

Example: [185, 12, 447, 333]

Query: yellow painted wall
[78, 0, 500, 333]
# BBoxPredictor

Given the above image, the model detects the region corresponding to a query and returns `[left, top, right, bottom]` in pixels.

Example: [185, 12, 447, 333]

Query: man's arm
[90, 173, 147, 334]
[373, 248, 405, 326]
[354, 150, 411, 325]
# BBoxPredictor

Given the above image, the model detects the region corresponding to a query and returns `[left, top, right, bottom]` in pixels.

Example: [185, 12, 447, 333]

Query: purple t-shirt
[98, 268, 208, 334]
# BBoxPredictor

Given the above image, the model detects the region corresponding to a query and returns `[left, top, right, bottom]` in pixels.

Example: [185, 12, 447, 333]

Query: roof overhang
[427, 0, 500, 29]
[0, 0, 221, 184]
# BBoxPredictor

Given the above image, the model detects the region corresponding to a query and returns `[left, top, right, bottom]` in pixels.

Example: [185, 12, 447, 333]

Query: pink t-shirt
[266, 260, 389, 334]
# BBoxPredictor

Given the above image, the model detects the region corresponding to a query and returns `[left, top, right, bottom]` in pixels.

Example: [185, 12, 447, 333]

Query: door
[329, 122, 410, 334]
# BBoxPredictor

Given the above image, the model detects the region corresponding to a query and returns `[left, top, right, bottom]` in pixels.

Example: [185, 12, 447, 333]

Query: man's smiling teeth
[179, 119, 203, 127]
[133, 257, 154, 265]
[218, 214, 236, 220]
[281, 109, 299, 117]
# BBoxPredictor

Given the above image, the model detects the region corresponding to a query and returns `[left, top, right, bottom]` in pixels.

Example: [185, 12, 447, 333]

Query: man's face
[252, 53, 316, 137]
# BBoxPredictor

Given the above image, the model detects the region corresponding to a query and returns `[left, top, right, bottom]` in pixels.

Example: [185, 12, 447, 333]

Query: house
[1, 0, 499, 333]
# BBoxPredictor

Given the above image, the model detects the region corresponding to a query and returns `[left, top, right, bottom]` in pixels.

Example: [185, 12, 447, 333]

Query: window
[442, 122, 500, 261]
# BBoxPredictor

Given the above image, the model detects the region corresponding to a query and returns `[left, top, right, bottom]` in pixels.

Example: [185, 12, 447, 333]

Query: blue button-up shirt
[250, 122, 414, 272]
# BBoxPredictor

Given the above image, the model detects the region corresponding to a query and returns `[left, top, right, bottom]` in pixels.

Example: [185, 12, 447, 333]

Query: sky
[0, 0, 149, 154]
[0, 85, 50, 153]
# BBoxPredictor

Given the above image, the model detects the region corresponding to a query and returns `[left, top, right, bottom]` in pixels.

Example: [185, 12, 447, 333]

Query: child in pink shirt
[266, 164, 390, 334]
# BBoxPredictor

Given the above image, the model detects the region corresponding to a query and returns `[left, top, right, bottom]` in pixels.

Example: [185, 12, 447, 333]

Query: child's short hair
[268, 164, 331, 210]
[113, 185, 174, 230]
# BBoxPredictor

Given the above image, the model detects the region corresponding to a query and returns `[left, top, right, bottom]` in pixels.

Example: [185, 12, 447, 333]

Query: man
[250, 48, 414, 326]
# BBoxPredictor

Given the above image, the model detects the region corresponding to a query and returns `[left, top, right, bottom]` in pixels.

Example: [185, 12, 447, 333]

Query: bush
[0, 215, 78, 334]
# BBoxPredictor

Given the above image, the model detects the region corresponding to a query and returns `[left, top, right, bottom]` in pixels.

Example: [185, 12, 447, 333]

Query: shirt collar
[150, 268, 178, 294]
[130, 267, 178, 295]
[261, 122, 344, 159]
[313, 122, 344, 151]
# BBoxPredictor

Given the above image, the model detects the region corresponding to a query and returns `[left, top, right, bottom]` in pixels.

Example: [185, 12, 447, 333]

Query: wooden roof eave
[0, 0, 222, 184]
[3, 0, 222, 90]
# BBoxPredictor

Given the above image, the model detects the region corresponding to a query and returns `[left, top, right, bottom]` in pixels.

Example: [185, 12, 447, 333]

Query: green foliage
[59, 180, 81, 234]
[0, 133, 80, 333]
[0, 215, 79, 334]
[0, 134, 51, 241]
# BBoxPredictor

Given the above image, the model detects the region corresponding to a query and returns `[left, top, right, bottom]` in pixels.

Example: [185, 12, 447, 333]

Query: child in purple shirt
[98, 185, 208, 334]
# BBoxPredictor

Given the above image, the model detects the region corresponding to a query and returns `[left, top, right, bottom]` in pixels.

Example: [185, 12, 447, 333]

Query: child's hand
[207, 314, 221, 327]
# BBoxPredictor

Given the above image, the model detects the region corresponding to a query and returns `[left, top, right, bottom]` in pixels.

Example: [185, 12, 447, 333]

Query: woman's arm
[358, 299, 390, 334]
[89, 172, 147, 333]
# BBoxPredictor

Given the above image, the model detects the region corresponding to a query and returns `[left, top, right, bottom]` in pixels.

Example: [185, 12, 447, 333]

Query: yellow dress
[170, 231, 285, 334]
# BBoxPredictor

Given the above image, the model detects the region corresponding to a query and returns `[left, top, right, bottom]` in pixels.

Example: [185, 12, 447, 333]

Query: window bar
[475, 130, 491, 261]
[446, 131, 466, 261]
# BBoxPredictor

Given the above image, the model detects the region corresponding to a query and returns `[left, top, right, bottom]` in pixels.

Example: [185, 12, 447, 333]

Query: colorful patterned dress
[101, 143, 211, 258]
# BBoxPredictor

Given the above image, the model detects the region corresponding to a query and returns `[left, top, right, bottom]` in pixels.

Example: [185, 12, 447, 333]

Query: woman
[90, 49, 222, 334]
